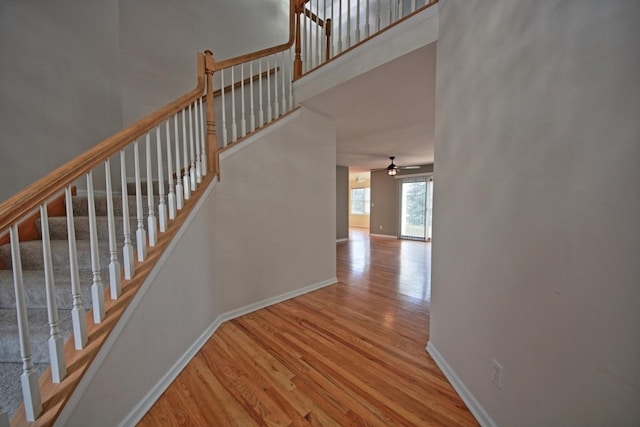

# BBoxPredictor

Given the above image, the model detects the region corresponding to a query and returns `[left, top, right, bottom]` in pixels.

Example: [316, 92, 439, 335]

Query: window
[351, 187, 370, 215]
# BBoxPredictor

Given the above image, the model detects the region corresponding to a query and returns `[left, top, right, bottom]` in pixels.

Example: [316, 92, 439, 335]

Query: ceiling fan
[382, 156, 421, 176]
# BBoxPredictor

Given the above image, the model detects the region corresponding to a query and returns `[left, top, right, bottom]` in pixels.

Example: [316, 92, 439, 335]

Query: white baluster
[199, 97, 207, 176]
[174, 114, 184, 209]
[365, 0, 370, 37]
[281, 51, 287, 113]
[182, 108, 191, 200]
[289, 47, 295, 109]
[249, 61, 256, 132]
[65, 186, 88, 348]
[231, 67, 237, 142]
[321, 0, 327, 62]
[274, 56, 280, 117]
[411, 0, 416, 13]
[388, 0, 392, 27]
[134, 140, 147, 261]
[331, 0, 335, 57]
[188, 103, 197, 191]
[194, 99, 202, 184]
[146, 133, 158, 247]
[240, 65, 247, 138]
[165, 120, 177, 219]
[315, 0, 320, 67]
[221, 70, 228, 146]
[105, 159, 122, 299]
[119, 151, 135, 280]
[258, 59, 264, 127]
[338, 0, 343, 53]
[86, 171, 105, 323]
[156, 127, 168, 232]
[40, 204, 66, 383]
[10, 225, 42, 421]
[302, 11, 307, 72]
[356, 0, 361, 43]
[347, 0, 352, 48]
[267, 55, 272, 123]
[398, 0, 402, 20]
[376, 0, 381, 32]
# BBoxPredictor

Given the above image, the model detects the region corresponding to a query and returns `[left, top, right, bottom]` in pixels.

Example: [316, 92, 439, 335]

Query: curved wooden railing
[0, 0, 439, 424]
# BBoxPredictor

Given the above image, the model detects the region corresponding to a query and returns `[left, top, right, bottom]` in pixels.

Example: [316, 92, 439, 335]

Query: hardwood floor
[138, 229, 478, 426]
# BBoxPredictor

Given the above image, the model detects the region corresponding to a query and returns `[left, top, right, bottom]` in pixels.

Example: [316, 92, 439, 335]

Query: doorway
[399, 176, 433, 241]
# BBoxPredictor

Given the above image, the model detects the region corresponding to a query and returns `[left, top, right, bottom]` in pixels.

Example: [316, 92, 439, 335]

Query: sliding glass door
[399, 176, 433, 241]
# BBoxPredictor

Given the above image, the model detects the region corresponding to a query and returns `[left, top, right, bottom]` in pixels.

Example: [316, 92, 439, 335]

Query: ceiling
[301, 42, 437, 173]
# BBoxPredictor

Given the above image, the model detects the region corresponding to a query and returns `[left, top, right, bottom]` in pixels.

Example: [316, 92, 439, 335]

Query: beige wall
[431, 1, 640, 426]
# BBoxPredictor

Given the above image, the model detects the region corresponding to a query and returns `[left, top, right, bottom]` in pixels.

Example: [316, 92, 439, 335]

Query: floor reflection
[339, 228, 431, 302]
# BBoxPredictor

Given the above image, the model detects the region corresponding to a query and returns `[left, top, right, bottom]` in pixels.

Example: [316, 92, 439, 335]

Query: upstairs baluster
[356, 0, 361, 43]
[65, 186, 88, 347]
[10, 225, 42, 421]
[40, 203, 66, 383]
[134, 140, 148, 261]
[289, 47, 295, 108]
[166, 120, 177, 219]
[365, 0, 370, 38]
[105, 159, 122, 299]
[258, 58, 265, 127]
[221, 70, 228, 146]
[347, 0, 352, 48]
[338, 0, 343, 53]
[230, 67, 238, 142]
[274, 56, 280, 118]
[119, 150, 135, 280]
[240, 65, 247, 138]
[174, 115, 184, 209]
[281, 51, 287, 113]
[194, 101, 202, 183]
[376, 0, 381, 32]
[145, 133, 158, 246]
[267, 55, 273, 123]
[411, 0, 417, 13]
[249, 61, 256, 132]
[156, 127, 168, 232]
[86, 171, 106, 323]
[188, 103, 197, 190]
[199, 97, 207, 177]
[182, 107, 191, 199]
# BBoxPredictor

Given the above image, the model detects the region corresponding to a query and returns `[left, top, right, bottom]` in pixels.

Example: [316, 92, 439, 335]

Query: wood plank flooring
[138, 229, 478, 426]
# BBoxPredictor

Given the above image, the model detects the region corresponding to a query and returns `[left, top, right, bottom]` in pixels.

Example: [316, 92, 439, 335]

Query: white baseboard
[119, 276, 337, 427]
[336, 238, 348, 243]
[426, 342, 497, 427]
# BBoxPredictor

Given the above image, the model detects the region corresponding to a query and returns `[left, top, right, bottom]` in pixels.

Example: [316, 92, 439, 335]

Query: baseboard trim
[426, 341, 497, 427]
[119, 276, 337, 427]
[336, 238, 348, 243]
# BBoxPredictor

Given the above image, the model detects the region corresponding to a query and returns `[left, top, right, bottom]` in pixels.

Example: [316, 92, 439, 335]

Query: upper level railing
[0, 0, 437, 424]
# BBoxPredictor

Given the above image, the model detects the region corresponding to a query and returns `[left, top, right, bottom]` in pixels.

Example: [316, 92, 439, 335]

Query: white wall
[57, 107, 337, 426]
[0, 0, 123, 202]
[430, 2, 640, 426]
[0, 0, 290, 202]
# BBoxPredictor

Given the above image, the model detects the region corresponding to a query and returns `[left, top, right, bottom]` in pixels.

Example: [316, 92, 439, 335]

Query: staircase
[0, 186, 152, 418]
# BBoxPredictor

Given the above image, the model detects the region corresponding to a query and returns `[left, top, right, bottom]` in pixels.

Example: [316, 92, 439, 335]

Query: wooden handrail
[0, 54, 206, 233]
[212, 0, 296, 71]
[304, 8, 325, 27]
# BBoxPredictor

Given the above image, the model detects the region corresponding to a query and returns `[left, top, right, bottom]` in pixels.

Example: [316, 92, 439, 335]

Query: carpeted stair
[0, 185, 156, 419]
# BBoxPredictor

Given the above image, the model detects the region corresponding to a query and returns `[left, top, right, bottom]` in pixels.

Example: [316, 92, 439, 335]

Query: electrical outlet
[491, 359, 503, 389]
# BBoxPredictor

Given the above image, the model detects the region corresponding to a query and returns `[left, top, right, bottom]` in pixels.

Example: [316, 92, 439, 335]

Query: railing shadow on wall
[0, 0, 437, 424]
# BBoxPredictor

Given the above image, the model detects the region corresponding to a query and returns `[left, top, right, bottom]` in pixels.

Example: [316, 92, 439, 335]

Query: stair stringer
[54, 107, 338, 427]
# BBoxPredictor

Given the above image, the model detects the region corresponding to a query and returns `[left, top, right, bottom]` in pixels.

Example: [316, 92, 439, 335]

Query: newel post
[294, 0, 303, 79]
[204, 50, 218, 178]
